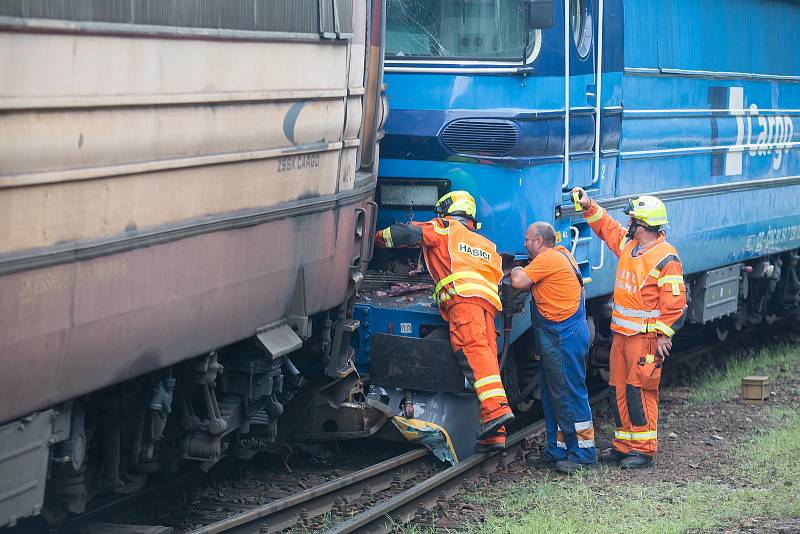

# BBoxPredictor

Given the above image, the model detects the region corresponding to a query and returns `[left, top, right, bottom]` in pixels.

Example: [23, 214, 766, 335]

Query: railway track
[184, 448, 434, 534]
[62, 404, 574, 534]
[169, 392, 605, 534]
[320, 392, 607, 534]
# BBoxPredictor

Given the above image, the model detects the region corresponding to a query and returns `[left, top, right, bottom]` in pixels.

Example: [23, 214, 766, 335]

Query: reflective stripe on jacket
[611, 240, 683, 336]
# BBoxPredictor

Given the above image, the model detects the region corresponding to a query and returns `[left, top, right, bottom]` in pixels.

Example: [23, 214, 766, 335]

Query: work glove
[499, 274, 528, 314]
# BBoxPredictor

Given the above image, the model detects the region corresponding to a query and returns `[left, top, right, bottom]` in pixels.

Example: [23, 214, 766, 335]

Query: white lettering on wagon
[744, 224, 800, 254]
[725, 87, 796, 176]
[276, 153, 320, 173]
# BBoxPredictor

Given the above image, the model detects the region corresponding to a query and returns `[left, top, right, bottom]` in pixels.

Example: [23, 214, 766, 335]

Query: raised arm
[572, 188, 628, 258]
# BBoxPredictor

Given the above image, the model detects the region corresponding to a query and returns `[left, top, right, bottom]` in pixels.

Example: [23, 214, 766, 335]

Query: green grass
[400, 521, 441, 534]
[737, 407, 800, 487]
[460, 477, 784, 534]
[689, 341, 800, 402]
[459, 404, 800, 533]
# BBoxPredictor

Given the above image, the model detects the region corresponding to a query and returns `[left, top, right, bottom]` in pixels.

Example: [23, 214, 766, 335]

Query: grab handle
[365, 200, 379, 262]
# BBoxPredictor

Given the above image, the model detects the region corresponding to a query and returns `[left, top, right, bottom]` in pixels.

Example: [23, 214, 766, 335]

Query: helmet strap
[625, 220, 639, 240]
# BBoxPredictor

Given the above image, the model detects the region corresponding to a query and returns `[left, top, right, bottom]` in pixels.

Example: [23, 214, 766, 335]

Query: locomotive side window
[386, 0, 534, 60]
[571, 0, 592, 58]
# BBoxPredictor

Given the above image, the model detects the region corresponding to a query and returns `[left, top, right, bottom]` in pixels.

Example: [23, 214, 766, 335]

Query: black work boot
[476, 412, 515, 440]
[619, 453, 654, 470]
[526, 455, 557, 469]
[555, 460, 582, 474]
[599, 448, 627, 464]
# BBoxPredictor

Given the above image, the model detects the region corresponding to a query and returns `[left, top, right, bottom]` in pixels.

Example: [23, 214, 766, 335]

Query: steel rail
[184, 448, 431, 534]
[324, 392, 608, 534]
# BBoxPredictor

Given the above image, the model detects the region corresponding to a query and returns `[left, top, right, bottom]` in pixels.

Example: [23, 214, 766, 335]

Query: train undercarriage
[2, 268, 383, 527]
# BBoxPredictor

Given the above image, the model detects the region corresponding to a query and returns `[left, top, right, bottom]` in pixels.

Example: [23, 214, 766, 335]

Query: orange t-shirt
[522, 246, 582, 322]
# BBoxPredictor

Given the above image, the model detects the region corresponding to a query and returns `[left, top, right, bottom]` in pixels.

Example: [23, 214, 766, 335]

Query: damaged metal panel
[368, 387, 479, 464]
[369, 333, 465, 393]
[291, 398, 393, 441]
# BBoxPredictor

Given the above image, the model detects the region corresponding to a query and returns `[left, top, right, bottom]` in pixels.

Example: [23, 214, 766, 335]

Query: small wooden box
[741, 375, 770, 403]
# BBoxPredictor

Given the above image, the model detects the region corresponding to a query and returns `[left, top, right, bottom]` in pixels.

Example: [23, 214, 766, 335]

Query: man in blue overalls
[511, 222, 596, 473]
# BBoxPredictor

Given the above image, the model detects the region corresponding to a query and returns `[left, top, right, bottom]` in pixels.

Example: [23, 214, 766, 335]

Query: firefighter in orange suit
[573, 187, 686, 469]
[374, 191, 514, 453]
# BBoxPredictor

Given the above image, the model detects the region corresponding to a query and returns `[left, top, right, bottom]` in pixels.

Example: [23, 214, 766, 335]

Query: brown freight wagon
[0, 1, 387, 526]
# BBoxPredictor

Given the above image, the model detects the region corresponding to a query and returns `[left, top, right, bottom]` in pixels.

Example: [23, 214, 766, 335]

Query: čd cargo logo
[711, 86, 797, 176]
[458, 242, 491, 262]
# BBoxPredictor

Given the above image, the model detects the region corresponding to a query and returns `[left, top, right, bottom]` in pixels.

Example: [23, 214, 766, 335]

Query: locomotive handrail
[591, 0, 605, 187]
[562, 0, 571, 190]
[590, 163, 603, 186]
[570, 226, 580, 256]
[592, 239, 606, 271]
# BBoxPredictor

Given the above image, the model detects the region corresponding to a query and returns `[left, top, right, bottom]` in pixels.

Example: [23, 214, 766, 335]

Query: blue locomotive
[356, 0, 800, 460]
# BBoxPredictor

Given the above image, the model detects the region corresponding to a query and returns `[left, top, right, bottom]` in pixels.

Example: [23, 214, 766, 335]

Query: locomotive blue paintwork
[356, 0, 800, 378]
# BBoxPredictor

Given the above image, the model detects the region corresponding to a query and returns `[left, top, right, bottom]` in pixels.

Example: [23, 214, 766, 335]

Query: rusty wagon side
[0, 0, 386, 526]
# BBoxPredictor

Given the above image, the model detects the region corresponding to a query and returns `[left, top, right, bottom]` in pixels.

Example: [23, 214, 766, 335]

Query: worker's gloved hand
[571, 187, 592, 210]
[499, 274, 527, 314]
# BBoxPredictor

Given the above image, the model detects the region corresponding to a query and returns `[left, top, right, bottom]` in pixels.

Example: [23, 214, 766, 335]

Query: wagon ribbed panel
[0, 0, 353, 35]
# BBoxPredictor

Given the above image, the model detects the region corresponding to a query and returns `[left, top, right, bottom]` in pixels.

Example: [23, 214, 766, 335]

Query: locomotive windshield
[386, 0, 532, 60]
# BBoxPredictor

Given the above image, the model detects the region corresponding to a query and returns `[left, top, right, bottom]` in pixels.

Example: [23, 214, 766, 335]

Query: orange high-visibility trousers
[608, 333, 661, 457]
[441, 301, 512, 442]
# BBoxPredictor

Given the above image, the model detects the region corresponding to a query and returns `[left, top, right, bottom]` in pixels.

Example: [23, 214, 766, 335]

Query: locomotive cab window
[571, 0, 592, 58]
[386, 0, 535, 60]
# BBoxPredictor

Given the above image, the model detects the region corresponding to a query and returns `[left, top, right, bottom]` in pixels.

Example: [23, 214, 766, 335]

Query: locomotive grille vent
[441, 119, 520, 157]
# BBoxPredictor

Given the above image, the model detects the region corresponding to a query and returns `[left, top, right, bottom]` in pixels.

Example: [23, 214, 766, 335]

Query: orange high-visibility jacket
[583, 201, 686, 337]
[428, 218, 503, 311]
[375, 217, 503, 312]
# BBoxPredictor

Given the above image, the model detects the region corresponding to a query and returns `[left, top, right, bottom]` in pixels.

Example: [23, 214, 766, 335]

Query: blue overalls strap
[531, 249, 586, 329]
[553, 249, 585, 293]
